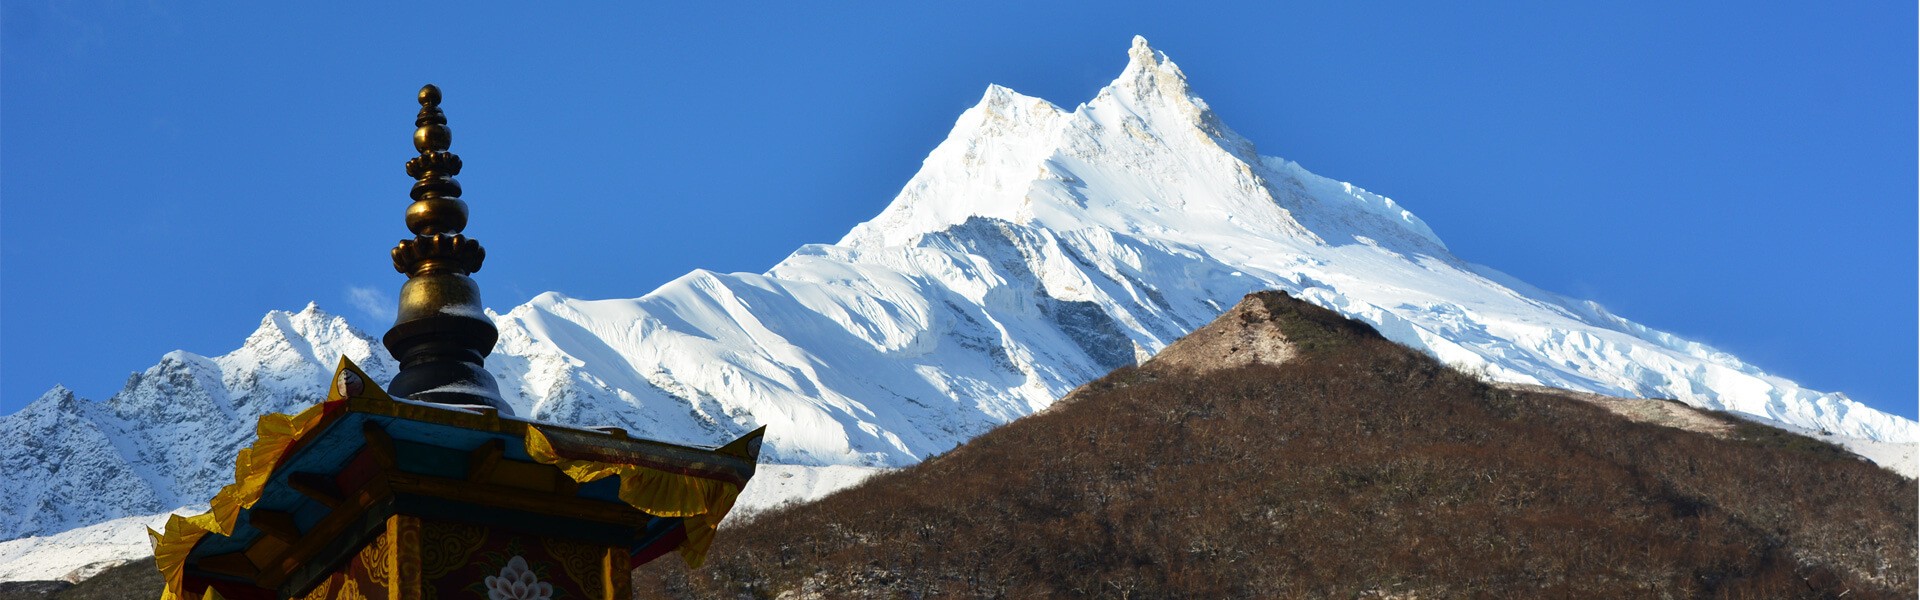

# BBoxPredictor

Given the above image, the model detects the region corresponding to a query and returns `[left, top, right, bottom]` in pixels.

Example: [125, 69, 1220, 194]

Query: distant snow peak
[0, 300, 402, 542]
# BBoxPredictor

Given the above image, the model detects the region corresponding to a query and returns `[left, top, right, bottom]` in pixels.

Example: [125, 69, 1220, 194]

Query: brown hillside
[0, 558, 152, 600]
[636, 291, 1917, 599]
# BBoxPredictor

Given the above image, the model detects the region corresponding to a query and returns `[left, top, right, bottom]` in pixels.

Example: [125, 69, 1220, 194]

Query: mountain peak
[837, 36, 1263, 250]
[1125, 35, 1166, 70]
[14, 384, 82, 418]
[222, 303, 386, 380]
[36, 385, 76, 405]
[972, 83, 1061, 119]
[978, 83, 1017, 106]
[1108, 35, 1195, 109]
[1144, 291, 1381, 374]
[249, 303, 333, 336]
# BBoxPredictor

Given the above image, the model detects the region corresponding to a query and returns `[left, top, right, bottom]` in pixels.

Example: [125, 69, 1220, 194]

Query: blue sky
[2, 2, 1913, 420]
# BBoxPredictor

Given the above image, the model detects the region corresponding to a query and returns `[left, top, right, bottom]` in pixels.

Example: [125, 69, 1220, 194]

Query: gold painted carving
[364, 525, 392, 590]
[387, 515, 422, 599]
[540, 535, 605, 596]
[422, 521, 488, 580]
[297, 577, 332, 600]
[332, 576, 362, 600]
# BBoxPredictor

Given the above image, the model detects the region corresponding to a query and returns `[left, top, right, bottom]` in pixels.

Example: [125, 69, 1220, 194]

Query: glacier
[1, 35, 1914, 579]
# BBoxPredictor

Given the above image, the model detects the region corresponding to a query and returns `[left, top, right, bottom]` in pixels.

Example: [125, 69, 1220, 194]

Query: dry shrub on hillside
[636, 293, 1917, 599]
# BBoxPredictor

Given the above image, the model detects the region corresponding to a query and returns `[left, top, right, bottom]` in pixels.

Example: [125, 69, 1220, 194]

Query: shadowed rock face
[636, 291, 1917, 599]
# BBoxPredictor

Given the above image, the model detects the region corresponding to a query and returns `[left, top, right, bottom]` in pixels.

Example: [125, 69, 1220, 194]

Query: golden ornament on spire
[383, 84, 511, 413]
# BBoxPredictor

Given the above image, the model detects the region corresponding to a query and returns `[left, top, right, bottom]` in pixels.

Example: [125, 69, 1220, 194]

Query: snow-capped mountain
[0, 306, 396, 541]
[2, 35, 1913, 553]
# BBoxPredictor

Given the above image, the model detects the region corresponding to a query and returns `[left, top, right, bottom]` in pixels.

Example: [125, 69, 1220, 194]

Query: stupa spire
[383, 84, 511, 413]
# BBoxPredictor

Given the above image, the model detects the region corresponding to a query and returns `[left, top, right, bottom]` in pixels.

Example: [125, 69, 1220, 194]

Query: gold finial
[383, 84, 510, 413]
[402, 84, 470, 240]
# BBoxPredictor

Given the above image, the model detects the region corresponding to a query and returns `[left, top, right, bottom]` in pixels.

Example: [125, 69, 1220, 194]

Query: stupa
[150, 85, 764, 600]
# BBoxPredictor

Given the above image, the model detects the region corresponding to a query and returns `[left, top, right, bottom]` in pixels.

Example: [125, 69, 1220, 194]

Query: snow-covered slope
[0, 508, 199, 583]
[2, 36, 1913, 570]
[729, 465, 889, 518]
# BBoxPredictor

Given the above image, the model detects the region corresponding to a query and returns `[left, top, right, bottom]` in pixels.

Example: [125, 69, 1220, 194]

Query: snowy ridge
[1, 36, 1914, 576]
[0, 305, 394, 541]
